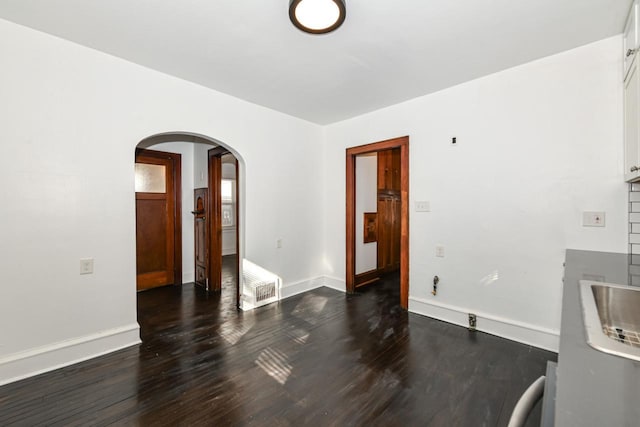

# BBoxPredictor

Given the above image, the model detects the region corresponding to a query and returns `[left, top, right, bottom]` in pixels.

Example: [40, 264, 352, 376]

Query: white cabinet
[624, 0, 640, 182]
[625, 56, 640, 182]
[624, 1, 638, 80]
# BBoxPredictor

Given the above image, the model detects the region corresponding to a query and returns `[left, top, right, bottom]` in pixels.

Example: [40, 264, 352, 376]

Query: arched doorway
[134, 131, 245, 309]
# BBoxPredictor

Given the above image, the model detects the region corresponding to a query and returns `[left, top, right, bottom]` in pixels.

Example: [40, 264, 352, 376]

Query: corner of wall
[280, 276, 346, 300]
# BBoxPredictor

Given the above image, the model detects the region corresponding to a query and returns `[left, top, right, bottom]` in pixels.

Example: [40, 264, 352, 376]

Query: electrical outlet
[276, 238, 283, 249]
[435, 245, 445, 257]
[468, 313, 477, 331]
[80, 258, 94, 275]
[582, 212, 605, 227]
[415, 201, 430, 212]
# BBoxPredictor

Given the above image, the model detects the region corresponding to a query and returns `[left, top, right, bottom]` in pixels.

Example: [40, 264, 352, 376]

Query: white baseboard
[0, 323, 141, 386]
[323, 276, 346, 292]
[280, 277, 326, 299]
[279, 276, 346, 299]
[182, 270, 195, 284]
[409, 296, 559, 352]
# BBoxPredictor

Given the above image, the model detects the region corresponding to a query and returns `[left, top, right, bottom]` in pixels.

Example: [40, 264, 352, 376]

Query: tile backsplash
[630, 184, 640, 254]
[630, 184, 640, 285]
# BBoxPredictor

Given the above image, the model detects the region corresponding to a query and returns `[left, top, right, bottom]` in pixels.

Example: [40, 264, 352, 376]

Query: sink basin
[579, 280, 640, 362]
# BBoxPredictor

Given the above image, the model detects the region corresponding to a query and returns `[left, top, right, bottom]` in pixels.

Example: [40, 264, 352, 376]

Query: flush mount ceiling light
[289, 0, 346, 34]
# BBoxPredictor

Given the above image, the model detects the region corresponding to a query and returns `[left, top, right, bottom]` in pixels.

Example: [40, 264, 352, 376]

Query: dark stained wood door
[377, 148, 401, 273]
[135, 149, 182, 291]
[208, 148, 223, 293]
[207, 148, 241, 308]
[193, 188, 208, 289]
[377, 195, 401, 273]
[377, 147, 401, 192]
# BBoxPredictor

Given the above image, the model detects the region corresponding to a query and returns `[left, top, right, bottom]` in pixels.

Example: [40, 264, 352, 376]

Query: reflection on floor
[220, 253, 238, 311]
[0, 271, 555, 426]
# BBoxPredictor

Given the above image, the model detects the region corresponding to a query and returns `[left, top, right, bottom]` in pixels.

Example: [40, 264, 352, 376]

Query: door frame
[346, 136, 409, 309]
[208, 147, 241, 308]
[135, 148, 182, 289]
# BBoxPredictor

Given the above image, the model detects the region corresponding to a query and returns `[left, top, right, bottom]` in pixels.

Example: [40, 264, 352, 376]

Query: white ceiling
[0, 1, 632, 124]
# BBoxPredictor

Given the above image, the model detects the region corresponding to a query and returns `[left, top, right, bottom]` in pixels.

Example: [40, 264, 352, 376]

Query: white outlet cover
[415, 201, 430, 212]
[582, 211, 606, 227]
[435, 245, 445, 257]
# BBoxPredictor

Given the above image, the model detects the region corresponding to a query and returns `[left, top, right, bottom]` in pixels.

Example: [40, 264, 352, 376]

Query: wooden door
[135, 149, 182, 291]
[376, 148, 401, 273]
[207, 148, 241, 307]
[377, 195, 401, 273]
[207, 147, 224, 293]
[193, 188, 208, 289]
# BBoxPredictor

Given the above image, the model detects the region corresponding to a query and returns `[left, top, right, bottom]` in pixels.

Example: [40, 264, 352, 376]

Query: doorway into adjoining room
[346, 136, 409, 309]
[134, 132, 242, 313]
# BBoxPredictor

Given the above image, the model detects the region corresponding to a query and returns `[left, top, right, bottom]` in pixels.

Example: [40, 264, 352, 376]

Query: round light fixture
[289, 0, 346, 34]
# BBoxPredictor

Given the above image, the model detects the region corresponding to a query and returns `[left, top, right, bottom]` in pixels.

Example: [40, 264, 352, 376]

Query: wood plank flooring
[0, 270, 556, 426]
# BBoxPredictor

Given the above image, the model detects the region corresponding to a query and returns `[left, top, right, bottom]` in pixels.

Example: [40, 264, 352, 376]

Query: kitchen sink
[579, 280, 640, 362]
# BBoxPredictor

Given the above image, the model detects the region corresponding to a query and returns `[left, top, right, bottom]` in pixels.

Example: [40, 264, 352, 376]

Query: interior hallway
[0, 272, 554, 426]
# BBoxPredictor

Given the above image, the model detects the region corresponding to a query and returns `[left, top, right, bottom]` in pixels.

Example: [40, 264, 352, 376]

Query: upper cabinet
[625, 1, 640, 182]
[624, 1, 638, 80]
[625, 57, 640, 181]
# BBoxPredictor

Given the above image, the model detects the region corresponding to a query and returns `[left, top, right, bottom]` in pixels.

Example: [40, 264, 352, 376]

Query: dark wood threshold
[355, 269, 382, 288]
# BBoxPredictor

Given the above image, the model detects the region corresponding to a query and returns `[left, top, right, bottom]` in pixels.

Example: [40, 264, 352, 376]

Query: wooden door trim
[346, 136, 409, 309]
[207, 147, 241, 309]
[208, 148, 225, 292]
[135, 148, 182, 288]
[234, 157, 241, 309]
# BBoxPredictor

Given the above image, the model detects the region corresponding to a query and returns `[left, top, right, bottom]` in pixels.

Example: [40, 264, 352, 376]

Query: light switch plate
[415, 201, 430, 212]
[582, 212, 605, 227]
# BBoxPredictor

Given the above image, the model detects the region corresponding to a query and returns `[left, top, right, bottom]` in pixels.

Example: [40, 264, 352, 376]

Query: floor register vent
[242, 259, 282, 309]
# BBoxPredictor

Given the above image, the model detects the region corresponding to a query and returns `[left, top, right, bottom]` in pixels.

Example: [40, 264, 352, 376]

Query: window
[221, 179, 233, 203]
[134, 163, 166, 193]
[221, 179, 235, 227]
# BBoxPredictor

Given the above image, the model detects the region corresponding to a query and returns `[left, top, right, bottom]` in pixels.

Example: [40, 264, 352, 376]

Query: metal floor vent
[243, 259, 281, 309]
[254, 280, 277, 303]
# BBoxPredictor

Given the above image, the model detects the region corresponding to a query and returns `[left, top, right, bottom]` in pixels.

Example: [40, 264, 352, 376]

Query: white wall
[0, 16, 629, 385]
[193, 142, 210, 189]
[0, 19, 324, 384]
[323, 36, 627, 351]
[145, 141, 195, 283]
[355, 153, 378, 274]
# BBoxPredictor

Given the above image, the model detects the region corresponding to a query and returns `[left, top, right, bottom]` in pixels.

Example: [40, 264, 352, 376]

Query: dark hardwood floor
[0, 271, 555, 426]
